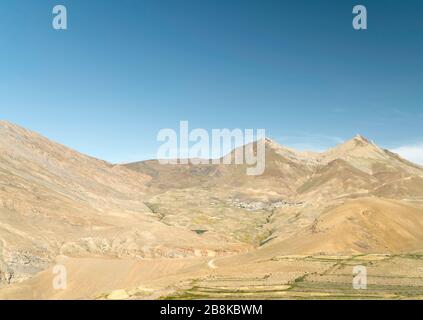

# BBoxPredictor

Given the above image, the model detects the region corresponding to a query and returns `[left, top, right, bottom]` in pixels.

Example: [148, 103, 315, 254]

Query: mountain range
[0, 120, 422, 299]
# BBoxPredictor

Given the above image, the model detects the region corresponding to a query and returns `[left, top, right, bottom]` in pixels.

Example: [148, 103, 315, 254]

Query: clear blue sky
[1, 0, 423, 163]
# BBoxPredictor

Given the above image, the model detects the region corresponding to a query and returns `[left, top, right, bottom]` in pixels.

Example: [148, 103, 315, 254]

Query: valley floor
[1, 252, 423, 300]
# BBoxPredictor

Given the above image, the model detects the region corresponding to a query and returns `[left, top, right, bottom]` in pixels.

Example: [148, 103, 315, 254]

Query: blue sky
[1, 0, 423, 163]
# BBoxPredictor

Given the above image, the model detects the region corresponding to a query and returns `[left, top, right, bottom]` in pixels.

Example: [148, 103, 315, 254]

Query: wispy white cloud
[392, 143, 423, 165]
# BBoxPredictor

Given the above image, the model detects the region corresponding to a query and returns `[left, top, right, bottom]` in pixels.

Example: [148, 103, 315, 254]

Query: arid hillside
[0, 121, 246, 285]
[127, 135, 423, 250]
[0, 121, 423, 299]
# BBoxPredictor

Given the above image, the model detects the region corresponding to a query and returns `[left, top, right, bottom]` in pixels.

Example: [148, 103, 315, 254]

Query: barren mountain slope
[127, 136, 423, 251]
[296, 159, 378, 199]
[0, 121, 246, 285]
[256, 197, 423, 256]
[130, 136, 423, 201]
[372, 176, 423, 200]
[128, 139, 315, 198]
[322, 135, 423, 176]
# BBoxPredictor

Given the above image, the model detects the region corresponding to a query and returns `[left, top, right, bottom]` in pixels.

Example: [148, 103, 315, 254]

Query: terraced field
[160, 254, 423, 300]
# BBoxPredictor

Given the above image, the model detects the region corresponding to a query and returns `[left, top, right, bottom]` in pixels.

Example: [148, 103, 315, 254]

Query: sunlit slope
[258, 198, 423, 255]
[0, 121, 246, 284]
